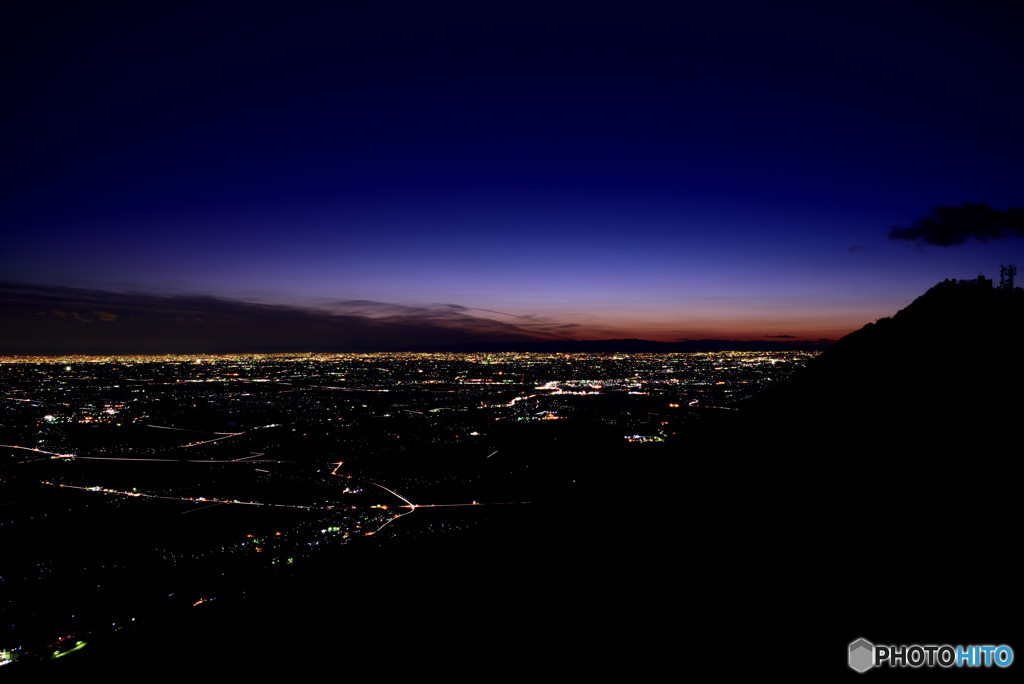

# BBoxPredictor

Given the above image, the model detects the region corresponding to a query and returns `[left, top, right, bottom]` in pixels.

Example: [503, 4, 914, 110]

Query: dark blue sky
[3, 1, 1023, 349]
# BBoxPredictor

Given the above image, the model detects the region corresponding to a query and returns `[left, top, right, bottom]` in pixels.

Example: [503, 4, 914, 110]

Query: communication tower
[999, 264, 1016, 290]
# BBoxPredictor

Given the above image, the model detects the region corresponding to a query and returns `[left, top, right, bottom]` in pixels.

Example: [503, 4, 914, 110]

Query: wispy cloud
[0, 282, 576, 354]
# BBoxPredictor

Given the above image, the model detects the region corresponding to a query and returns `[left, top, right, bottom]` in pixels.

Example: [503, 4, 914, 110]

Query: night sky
[3, 1, 1023, 352]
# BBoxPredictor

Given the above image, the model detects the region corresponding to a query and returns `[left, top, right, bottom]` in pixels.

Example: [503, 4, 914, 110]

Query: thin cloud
[0, 282, 575, 354]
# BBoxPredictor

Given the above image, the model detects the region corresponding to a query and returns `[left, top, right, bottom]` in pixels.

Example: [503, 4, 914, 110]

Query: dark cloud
[0, 282, 572, 355]
[888, 202, 1024, 246]
[765, 334, 795, 339]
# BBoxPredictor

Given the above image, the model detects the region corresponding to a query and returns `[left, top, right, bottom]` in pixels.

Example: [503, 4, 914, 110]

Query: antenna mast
[999, 264, 1017, 290]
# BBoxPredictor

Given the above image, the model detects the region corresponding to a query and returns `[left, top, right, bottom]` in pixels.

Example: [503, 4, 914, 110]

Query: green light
[51, 641, 87, 659]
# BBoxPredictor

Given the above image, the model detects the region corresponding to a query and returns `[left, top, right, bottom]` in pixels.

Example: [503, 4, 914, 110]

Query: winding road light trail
[328, 460, 417, 536]
[360, 478, 415, 511]
[17, 450, 511, 543]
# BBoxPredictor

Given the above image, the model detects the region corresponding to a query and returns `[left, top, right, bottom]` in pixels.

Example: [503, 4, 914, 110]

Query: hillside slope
[745, 278, 1024, 441]
[722, 280, 1023, 650]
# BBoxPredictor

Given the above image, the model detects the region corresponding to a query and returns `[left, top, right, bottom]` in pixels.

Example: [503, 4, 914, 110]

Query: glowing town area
[0, 351, 814, 666]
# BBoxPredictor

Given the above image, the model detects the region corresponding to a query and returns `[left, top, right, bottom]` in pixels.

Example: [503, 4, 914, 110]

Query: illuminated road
[1, 444, 74, 457]
[0, 443, 75, 463]
[180, 501, 227, 515]
[41, 480, 321, 509]
[49, 454, 287, 465]
[328, 461, 416, 535]
[147, 423, 246, 448]
[16, 453, 418, 536]
[10, 446, 525, 527]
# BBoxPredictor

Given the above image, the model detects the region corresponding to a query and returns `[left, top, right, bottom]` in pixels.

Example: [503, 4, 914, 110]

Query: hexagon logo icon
[849, 638, 875, 673]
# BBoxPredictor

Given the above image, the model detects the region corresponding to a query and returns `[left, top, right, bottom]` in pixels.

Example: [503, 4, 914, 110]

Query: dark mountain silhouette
[743, 277, 1024, 437]
[724, 278, 1023, 654]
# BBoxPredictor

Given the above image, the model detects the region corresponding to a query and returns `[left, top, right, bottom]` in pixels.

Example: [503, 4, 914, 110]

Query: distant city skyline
[4, 2, 1023, 351]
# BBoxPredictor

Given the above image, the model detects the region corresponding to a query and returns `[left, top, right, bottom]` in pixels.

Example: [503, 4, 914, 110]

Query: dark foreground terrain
[4, 280, 1022, 677]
